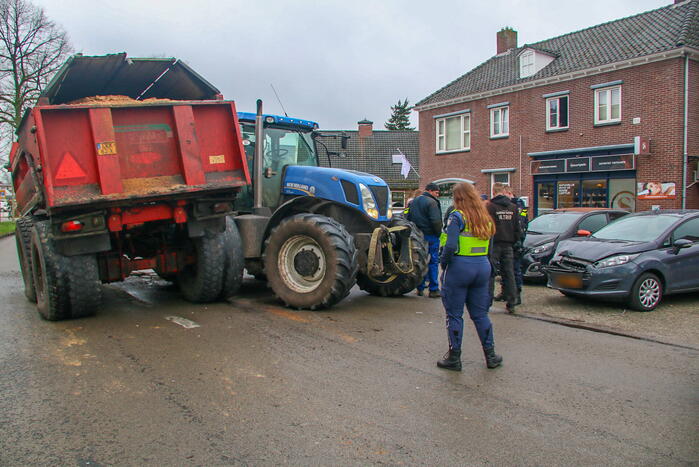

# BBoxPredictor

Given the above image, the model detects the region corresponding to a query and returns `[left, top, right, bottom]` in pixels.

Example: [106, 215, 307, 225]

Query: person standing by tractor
[407, 183, 443, 298]
[486, 183, 523, 313]
[437, 182, 502, 371]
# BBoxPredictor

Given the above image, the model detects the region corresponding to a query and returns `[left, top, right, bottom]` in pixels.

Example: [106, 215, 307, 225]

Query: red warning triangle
[55, 152, 87, 180]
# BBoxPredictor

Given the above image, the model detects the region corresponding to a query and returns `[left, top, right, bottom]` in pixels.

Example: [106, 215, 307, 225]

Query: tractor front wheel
[263, 214, 358, 310]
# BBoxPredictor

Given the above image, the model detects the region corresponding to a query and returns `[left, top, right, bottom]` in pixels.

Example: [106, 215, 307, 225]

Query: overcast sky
[36, 0, 668, 130]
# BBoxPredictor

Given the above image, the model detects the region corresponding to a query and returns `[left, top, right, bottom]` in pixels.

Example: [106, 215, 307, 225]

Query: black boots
[483, 347, 503, 369]
[437, 349, 462, 371]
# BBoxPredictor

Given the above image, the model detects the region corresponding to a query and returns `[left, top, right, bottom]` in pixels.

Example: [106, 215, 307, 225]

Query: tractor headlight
[386, 208, 393, 219]
[359, 183, 379, 219]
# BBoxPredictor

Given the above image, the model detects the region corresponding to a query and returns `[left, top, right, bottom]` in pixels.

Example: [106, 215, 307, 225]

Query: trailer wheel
[30, 220, 70, 320]
[65, 254, 101, 318]
[177, 231, 226, 303]
[357, 218, 429, 297]
[219, 217, 245, 300]
[15, 216, 37, 303]
[263, 214, 358, 310]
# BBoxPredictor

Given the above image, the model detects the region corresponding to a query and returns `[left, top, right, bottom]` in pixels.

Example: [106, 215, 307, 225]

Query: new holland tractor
[232, 101, 428, 309]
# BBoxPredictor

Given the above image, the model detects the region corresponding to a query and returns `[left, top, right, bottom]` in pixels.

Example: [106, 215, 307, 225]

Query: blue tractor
[232, 101, 428, 309]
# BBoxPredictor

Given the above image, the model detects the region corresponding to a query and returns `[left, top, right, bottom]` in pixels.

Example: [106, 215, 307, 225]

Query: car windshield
[527, 212, 582, 234]
[592, 214, 677, 242]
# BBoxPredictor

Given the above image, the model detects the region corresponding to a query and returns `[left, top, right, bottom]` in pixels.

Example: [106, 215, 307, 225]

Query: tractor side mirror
[576, 229, 591, 237]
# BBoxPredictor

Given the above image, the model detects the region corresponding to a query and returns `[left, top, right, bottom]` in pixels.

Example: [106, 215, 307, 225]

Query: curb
[496, 308, 699, 351]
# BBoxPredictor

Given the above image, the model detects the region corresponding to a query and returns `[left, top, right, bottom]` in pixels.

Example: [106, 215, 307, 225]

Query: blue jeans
[419, 234, 440, 292]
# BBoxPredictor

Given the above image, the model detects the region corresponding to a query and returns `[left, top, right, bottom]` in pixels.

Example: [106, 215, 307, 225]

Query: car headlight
[532, 242, 555, 255]
[595, 254, 639, 268]
[359, 183, 379, 219]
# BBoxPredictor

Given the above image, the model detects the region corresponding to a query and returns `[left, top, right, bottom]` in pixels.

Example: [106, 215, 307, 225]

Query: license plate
[555, 274, 583, 289]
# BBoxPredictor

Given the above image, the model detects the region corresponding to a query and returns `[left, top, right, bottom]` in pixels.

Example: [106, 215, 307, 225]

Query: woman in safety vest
[437, 182, 503, 371]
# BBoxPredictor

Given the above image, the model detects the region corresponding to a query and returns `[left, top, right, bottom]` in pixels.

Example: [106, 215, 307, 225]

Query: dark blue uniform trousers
[440, 255, 494, 350]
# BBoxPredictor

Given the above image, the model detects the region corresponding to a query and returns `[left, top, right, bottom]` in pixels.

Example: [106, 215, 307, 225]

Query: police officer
[407, 183, 443, 298]
[437, 182, 502, 371]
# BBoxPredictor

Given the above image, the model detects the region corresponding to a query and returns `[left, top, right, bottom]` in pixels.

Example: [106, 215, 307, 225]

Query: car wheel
[629, 272, 663, 312]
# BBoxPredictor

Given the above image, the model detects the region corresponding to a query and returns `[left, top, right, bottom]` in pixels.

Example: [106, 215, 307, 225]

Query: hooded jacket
[486, 195, 523, 244]
[407, 191, 442, 236]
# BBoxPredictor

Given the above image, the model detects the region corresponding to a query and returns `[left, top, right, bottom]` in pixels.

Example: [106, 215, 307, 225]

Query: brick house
[415, 0, 698, 216]
[317, 119, 420, 208]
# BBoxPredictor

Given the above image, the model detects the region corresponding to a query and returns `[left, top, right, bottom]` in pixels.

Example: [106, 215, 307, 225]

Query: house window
[595, 86, 621, 124]
[490, 106, 509, 138]
[546, 95, 569, 130]
[490, 172, 510, 197]
[520, 51, 535, 78]
[436, 113, 470, 153]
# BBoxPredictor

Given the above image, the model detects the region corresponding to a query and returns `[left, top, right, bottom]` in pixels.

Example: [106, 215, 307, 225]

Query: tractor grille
[369, 185, 388, 216]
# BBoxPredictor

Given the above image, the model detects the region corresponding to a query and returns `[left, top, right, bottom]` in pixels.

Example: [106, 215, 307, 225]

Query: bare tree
[0, 0, 72, 163]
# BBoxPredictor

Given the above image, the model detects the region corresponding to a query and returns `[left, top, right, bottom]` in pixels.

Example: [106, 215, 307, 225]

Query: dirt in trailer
[67, 95, 182, 105]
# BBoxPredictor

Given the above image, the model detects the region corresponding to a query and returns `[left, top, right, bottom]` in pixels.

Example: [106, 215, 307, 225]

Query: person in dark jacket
[486, 183, 523, 313]
[495, 189, 528, 304]
[407, 182, 442, 298]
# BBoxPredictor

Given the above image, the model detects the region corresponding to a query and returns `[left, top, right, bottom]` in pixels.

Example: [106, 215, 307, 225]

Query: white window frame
[546, 95, 569, 130]
[520, 51, 535, 78]
[594, 85, 622, 124]
[435, 113, 471, 153]
[490, 172, 511, 198]
[490, 106, 509, 138]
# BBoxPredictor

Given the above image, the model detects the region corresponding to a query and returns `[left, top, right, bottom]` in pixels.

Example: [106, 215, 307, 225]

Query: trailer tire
[65, 254, 101, 318]
[263, 214, 358, 310]
[219, 217, 245, 300]
[357, 218, 429, 297]
[16, 216, 37, 303]
[177, 231, 226, 303]
[30, 220, 71, 320]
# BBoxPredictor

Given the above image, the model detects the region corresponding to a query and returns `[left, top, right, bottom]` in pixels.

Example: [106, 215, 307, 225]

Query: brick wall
[418, 57, 698, 211]
[687, 58, 699, 209]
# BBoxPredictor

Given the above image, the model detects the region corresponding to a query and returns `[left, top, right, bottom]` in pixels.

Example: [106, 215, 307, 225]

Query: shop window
[609, 178, 636, 211]
[537, 182, 555, 212]
[582, 180, 607, 208]
[546, 95, 569, 130]
[557, 181, 580, 208]
[594, 86, 621, 124]
[436, 113, 470, 153]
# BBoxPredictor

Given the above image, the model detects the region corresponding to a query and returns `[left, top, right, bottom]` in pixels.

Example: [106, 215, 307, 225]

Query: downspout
[682, 52, 688, 209]
[519, 135, 523, 194]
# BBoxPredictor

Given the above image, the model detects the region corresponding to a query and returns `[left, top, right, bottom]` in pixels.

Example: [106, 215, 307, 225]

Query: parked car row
[522, 209, 699, 311]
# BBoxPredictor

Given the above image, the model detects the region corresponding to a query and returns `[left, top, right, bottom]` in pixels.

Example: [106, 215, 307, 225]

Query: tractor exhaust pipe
[253, 99, 265, 211]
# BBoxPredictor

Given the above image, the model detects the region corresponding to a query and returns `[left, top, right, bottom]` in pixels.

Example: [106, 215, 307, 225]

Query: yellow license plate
[555, 274, 583, 289]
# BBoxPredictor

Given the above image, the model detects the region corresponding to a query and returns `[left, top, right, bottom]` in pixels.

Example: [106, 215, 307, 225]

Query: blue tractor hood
[282, 166, 392, 221]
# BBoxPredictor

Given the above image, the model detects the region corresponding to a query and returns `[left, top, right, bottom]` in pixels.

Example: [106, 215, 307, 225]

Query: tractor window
[263, 128, 318, 171]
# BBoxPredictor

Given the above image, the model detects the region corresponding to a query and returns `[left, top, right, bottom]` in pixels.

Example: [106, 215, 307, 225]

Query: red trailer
[10, 54, 250, 320]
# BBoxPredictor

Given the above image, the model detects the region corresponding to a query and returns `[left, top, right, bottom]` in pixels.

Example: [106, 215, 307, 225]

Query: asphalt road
[1, 234, 698, 466]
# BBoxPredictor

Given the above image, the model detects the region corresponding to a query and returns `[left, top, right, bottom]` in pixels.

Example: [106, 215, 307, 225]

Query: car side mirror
[672, 238, 692, 254]
[576, 229, 591, 237]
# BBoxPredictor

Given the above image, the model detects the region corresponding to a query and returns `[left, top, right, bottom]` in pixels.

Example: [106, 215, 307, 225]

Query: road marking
[165, 316, 201, 329]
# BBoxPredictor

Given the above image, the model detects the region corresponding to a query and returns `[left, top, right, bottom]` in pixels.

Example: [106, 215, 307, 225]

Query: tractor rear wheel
[357, 218, 429, 297]
[263, 214, 358, 310]
[16, 215, 37, 303]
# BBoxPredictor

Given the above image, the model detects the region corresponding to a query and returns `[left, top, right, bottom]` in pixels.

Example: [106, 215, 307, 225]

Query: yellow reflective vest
[439, 210, 490, 256]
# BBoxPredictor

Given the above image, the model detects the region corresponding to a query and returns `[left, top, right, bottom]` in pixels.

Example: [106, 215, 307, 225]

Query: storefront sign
[591, 154, 635, 171]
[566, 157, 590, 172]
[637, 181, 676, 200]
[532, 154, 634, 175]
[531, 159, 566, 174]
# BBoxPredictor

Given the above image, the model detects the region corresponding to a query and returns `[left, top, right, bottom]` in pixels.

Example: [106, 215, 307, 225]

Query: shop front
[530, 147, 637, 216]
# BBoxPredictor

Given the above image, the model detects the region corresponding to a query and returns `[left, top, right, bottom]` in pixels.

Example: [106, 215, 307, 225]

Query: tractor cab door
[235, 123, 318, 212]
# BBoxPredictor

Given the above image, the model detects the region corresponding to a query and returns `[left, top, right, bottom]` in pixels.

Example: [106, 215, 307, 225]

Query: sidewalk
[505, 283, 699, 350]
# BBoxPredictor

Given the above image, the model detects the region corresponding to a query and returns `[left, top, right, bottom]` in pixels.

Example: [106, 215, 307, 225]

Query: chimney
[358, 119, 373, 138]
[497, 27, 517, 54]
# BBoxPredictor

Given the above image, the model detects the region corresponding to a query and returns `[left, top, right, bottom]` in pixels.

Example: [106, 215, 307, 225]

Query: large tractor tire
[357, 217, 429, 297]
[177, 230, 226, 303]
[30, 220, 101, 320]
[263, 214, 358, 310]
[219, 217, 245, 300]
[15, 215, 37, 303]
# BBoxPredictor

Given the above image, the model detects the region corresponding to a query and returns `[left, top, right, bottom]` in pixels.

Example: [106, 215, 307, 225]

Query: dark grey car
[546, 210, 699, 311]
